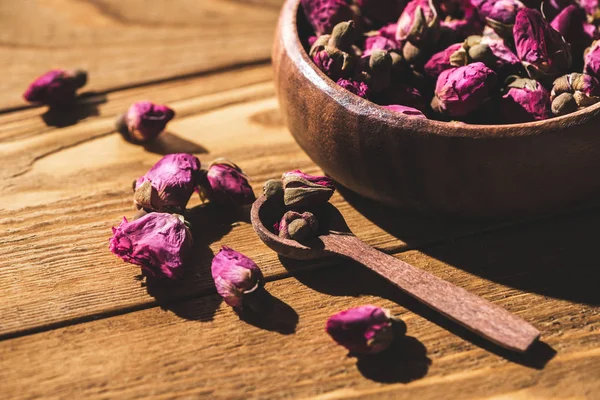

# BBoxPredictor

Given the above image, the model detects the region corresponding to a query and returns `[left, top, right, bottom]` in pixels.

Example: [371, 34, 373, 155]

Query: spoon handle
[322, 234, 540, 352]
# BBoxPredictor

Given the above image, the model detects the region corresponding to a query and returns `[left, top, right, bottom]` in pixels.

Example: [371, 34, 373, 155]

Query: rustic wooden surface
[0, 1, 599, 399]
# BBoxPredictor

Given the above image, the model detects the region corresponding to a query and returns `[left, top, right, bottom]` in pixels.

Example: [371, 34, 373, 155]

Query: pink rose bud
[499, 77, 552, 123]
[480, 35, 523, 78]
[277, 211, 320, 242]
[326, 305, 396, 354]
[363, 35, 399, 57]
[585, 40, 600, 79]
[514, 9, 572, 80]
[551, 5, 595, 65]
[396, 0, 439, 44]
[200, 159, 255, 207]
[23, 69, 87, 106]
[109, 213, 193, 279]
[336, 78, 370, 98]
[211, 246, 264, 309]
[116, 101, 175, 143]
[383, 104, 427, 118]
[133, 153, 202, 213]
[431, 62, 497, 117]
[472, 0, 525, 35]
[281, 170, 335, 208]
[301, 0, 355, 35]
[354, 0, 406, 27]
[424, 43, 463, 79]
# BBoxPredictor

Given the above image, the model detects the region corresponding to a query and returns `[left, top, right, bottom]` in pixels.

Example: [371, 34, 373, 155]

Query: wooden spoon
[251, 195, 540, 353]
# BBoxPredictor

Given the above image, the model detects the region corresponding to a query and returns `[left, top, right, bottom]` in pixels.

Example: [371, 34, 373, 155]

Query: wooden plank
[0, 69, 512, 338]
[0, 264, 597, 399]
[0, 0, 283, 110]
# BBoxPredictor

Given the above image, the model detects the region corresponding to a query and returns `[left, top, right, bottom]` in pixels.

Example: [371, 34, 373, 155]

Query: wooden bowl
[272, 0, 600, 218]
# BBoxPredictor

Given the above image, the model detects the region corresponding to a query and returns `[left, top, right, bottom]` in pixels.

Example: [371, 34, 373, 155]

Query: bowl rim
[279, 0, 600, 138]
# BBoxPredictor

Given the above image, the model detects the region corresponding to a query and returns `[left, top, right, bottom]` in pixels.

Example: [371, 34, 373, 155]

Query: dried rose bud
[440, 1, 484, 43]
[383, 104, 427, 118]
[109, 213, 193, 279]
[23, 69, 87, 106]
[584, 40, 600, 79]
[277, 211, 320, 242]
[263, 179, 284, 200]
[551, 92, 578, 115]
[499, 77, 552, 122]
[134, 153, 202, 213]
[211, 246, 264, 309]
[281, 170, 335, 208]
[449, 36, 497, 70]
[472, 0, 525, 39]
[480, 35, 523, 78]
[326, 305, 396, 354]
[550, 73, 600, 115]
[336, 78, 370, 98]
[431, 62, 497, 117]
[116, 101, 175, 143]
[311, 46, 355, 80]
[200, 159, 255, 207]
[355, 0, 406, 27]
[301, 0, 356, 35]
[551, 5, 594, 66]
[424, 43, 463, 79]
[325, 20, 358, 52]
[355, 50, 393, 93]
[396, 0, 440, 46]
[363, 35, 400, 56]
[514, 9, 572, 80]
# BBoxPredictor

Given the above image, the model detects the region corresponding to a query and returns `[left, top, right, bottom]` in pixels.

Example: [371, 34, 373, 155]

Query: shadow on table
[41, 92, 107, 127]
[280, 256, 556, 370]
[143, 131, 208, 155]
[144, 203, 250, 322]
[237, 290, 299, 335]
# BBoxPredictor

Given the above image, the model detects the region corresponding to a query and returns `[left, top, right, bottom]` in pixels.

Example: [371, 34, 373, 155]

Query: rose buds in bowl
[116, 101, 175, 143]
[199, 159, 255, 207]
[211, 246, 265, 309]
[133, 153, 202, 213]
[23, 68, 87, 107]
[109, 212, 193, 279]
[326, 305, 399, 354]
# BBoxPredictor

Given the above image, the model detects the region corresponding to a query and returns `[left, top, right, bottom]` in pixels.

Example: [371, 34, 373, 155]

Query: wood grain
[0, 266, 597, 399]
[0, 0, 282, 111]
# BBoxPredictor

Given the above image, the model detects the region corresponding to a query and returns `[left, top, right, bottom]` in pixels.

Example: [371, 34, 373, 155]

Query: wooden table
[1, 1, 599, 398]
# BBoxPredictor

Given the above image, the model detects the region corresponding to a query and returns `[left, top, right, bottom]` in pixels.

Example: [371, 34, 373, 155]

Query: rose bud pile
[301, 0, 600, 122]
[110, 153, 255, 280]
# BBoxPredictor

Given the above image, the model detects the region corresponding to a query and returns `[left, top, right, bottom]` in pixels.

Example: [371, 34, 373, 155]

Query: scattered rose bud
[550, 73, 600, 115]
[431, 62, 497, 117]
[116, 101, 175, 143]
[336, 78, 370, 98]
[499, 76, 552, 122]
[326, 305, 396, 354]
[109, 212, 193, 279]
[584, 40, 600, 79]
[281, 170, 336, 208]
[200, 159, 255, 207]
[211, 246, 264, 309]
[472, 0, 525, 39]
[301, 0, 356, 35]
[355, 0, 406, 27]
[23, 69, 87, 106]
[133, 153, 201, 213]
[514, 8, 572, 80]
[383, 104, 427, 118]
[277, 211, 320, 242]
[424, 43, 463, 79]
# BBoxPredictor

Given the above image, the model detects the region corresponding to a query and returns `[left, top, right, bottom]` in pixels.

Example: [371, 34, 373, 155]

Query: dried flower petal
[336, 78, 370, 98]
[513, 9, 572, 80]
[23, 69, 87, 106]
[431, 62, 497, 117]
[277, 211, 320, 241]
[281, 170, 335, 208]
[133, 154, 201, 213]
[499, 77, 552, 122]
[118, 101, 175, 143]
[211, 246, 264, 308]
[383, 104, 427, 118]
[109, 213, 193, 279]
[301, 0, 355, 35]
[326, 305, 396, 354]
[200, 159, 255, 207]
